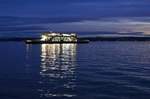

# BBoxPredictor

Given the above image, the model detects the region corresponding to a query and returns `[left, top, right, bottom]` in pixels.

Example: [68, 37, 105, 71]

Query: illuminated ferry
[26, 32, 89, 44]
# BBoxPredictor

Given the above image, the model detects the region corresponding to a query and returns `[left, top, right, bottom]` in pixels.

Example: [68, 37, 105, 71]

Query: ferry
[25, 32, 89, 44]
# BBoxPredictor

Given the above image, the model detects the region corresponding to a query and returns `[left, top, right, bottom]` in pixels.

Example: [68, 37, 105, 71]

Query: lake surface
[0, 41, 150, 99]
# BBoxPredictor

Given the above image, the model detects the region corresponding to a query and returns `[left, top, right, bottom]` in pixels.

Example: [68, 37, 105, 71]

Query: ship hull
[25, 40, 89, 44]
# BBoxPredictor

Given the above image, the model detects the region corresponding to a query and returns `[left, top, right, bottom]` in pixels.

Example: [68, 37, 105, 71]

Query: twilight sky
[0, 0, 150, 34]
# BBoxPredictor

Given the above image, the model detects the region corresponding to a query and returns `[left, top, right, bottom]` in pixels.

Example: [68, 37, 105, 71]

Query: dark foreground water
[0, 41, 150, 99]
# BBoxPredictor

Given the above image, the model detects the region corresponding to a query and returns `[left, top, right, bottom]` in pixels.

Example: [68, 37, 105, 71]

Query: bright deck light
[41, 35, 48, 41]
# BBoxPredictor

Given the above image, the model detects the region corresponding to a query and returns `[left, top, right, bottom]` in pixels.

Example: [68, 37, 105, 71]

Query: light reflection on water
[2, 42, 150, 99]
[39, 44, 77, 98]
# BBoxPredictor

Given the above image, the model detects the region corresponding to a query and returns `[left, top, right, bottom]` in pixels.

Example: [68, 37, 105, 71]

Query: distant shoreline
[79, 36, 150, 41]
[0, 37, 40, 42]
[1, 36, 150, 42]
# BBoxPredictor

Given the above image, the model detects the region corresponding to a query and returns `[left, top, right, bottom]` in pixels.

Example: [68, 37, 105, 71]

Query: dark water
[0, 41, 150, 99]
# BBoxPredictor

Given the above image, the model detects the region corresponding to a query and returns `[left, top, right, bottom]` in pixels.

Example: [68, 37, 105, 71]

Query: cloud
[1, 0, 150, 36]
[0, 16, 150, 34]
[0, 0, 150, 17]
[44, 17, 150, 34]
